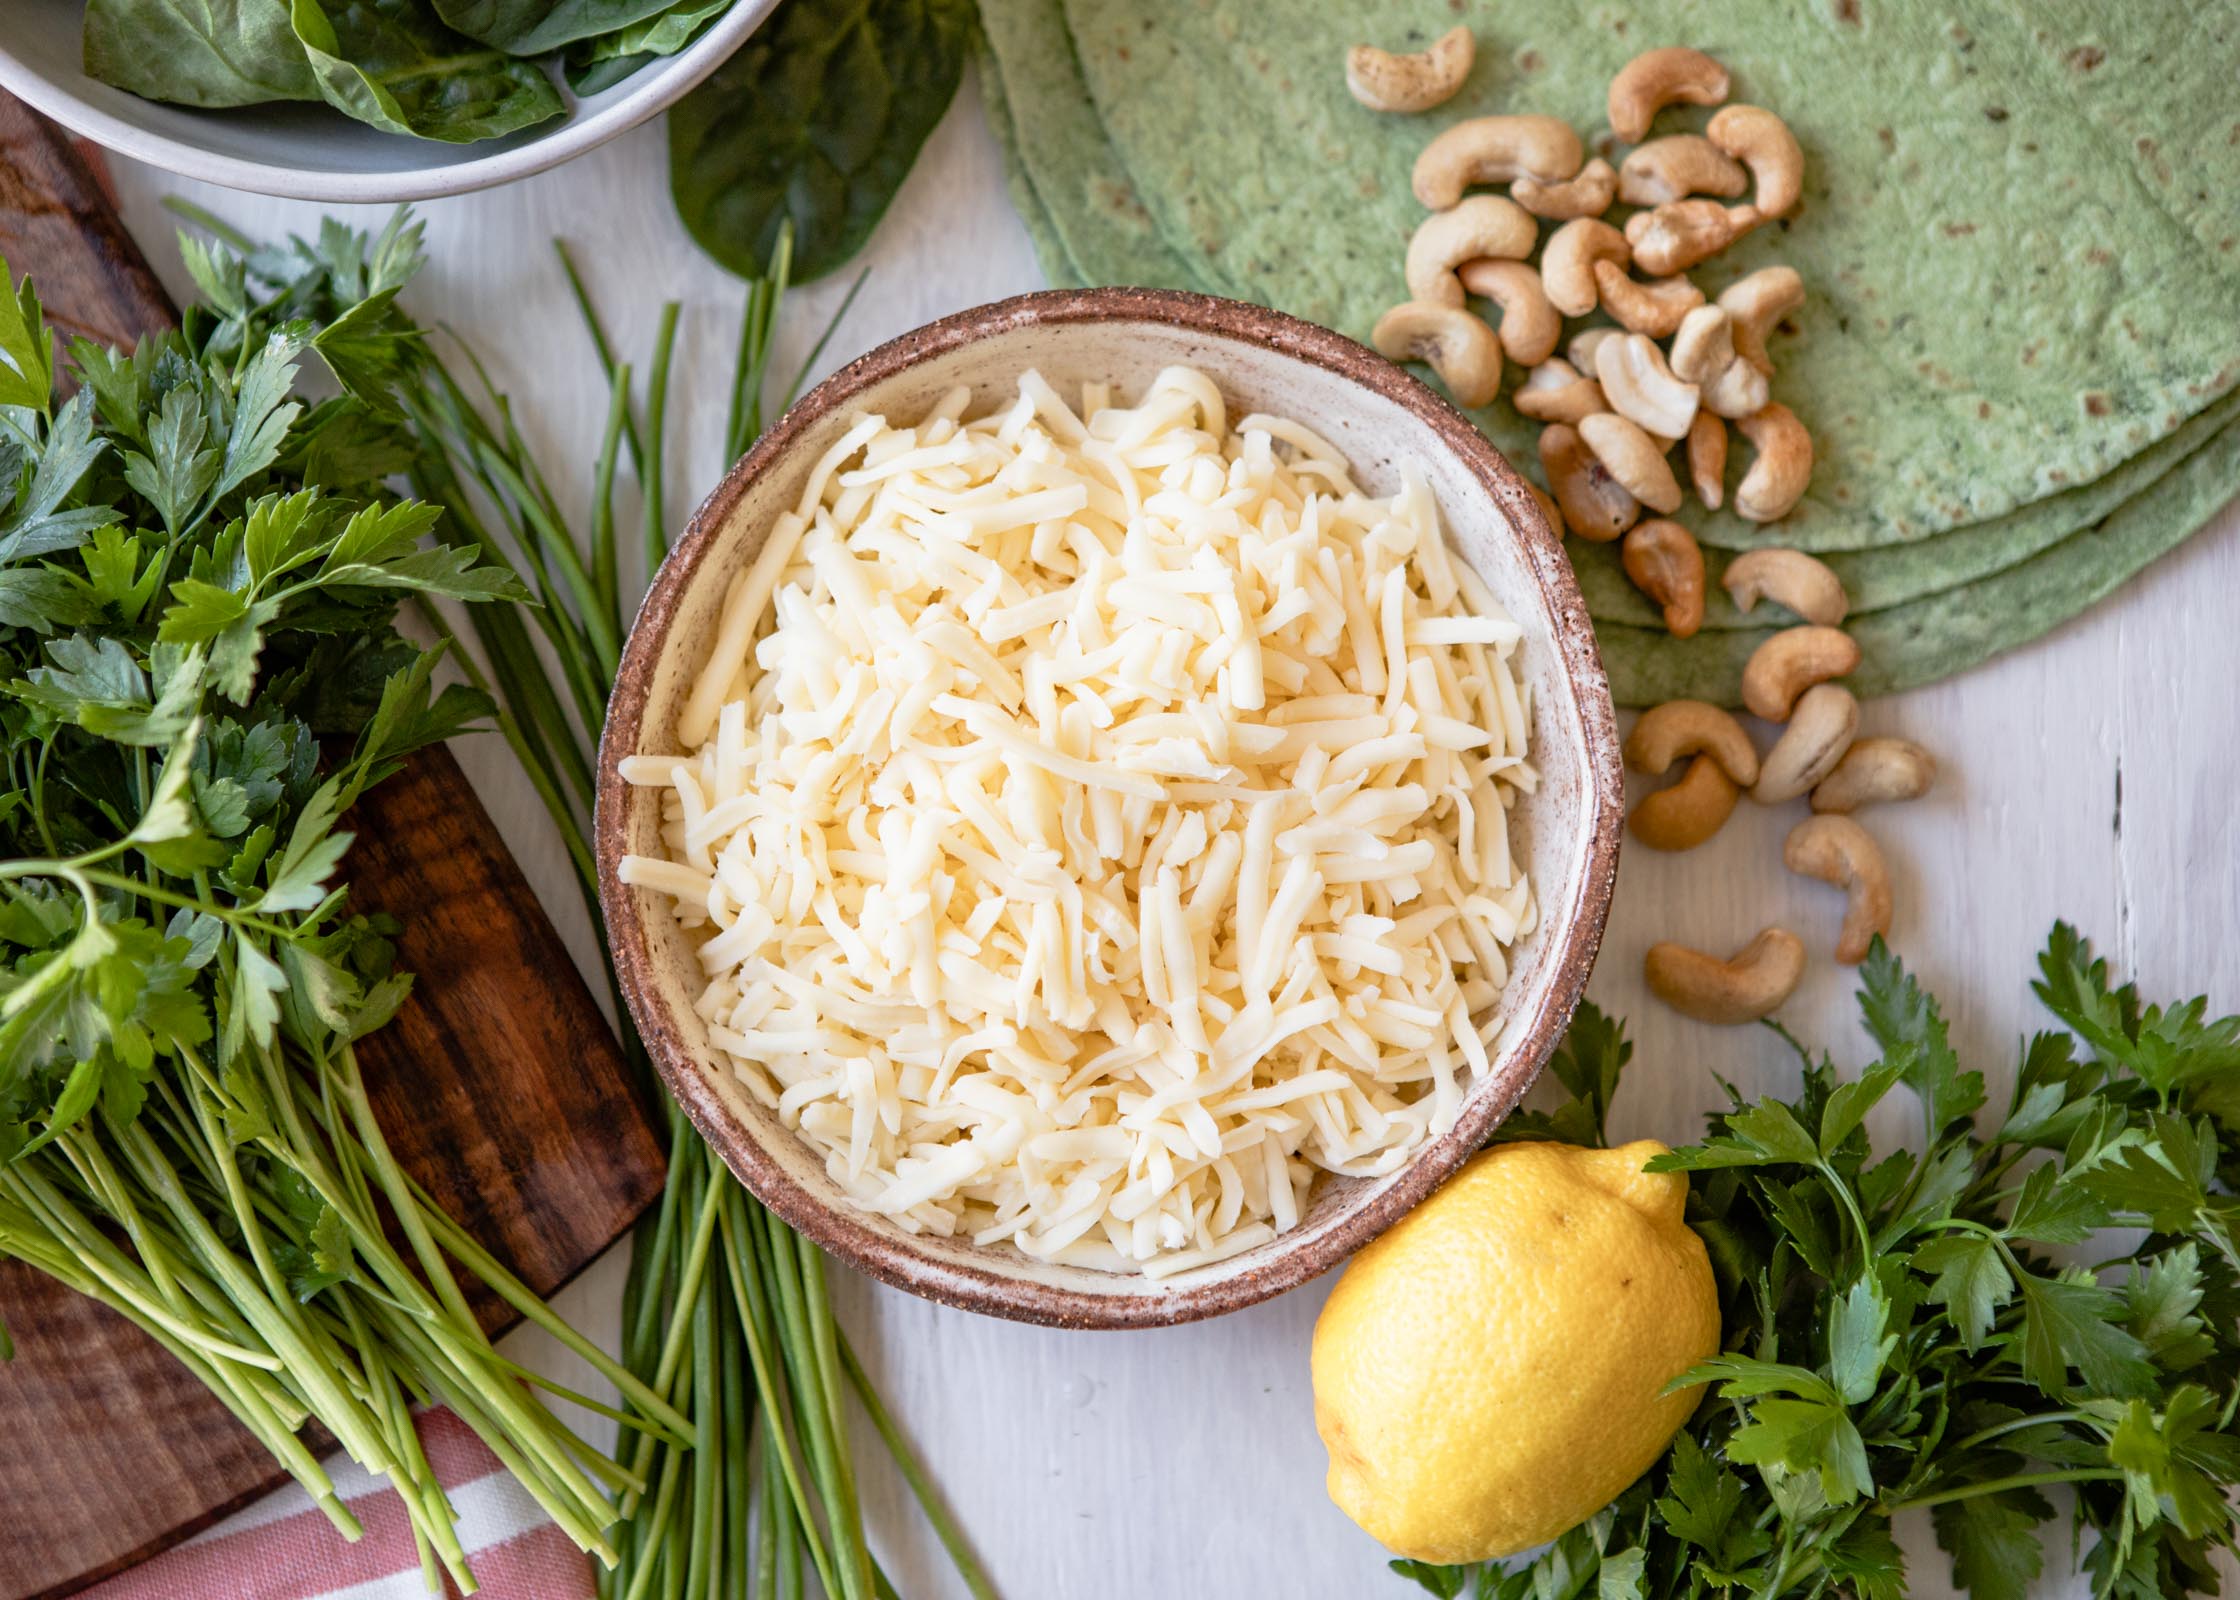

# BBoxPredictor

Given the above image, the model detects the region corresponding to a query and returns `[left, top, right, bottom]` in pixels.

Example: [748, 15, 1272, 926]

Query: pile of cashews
[1350, 36, 1940, 1027]
[1355, 38, 1813, 639]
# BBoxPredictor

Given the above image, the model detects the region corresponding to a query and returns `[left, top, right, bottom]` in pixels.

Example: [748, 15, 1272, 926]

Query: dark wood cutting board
[0, 94, 668, 1600]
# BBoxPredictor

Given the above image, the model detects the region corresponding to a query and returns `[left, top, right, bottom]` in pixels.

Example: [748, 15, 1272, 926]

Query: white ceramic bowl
[0, 0, 777, 202]
[598, 289, 1624, 1328]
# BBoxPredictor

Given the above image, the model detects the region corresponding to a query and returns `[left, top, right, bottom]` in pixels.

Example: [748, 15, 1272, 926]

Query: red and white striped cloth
[86, 1409, 595, 1600]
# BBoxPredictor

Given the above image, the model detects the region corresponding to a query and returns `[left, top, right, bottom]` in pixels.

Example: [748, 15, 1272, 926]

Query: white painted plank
[98, 76, 2240, 1600]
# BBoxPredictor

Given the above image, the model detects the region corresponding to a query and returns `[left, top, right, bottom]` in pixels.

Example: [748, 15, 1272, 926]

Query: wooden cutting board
[0, 95, 668, 1600]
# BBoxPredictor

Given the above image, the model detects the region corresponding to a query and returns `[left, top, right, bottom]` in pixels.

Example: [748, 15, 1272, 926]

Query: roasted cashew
[1346, 25, 1476, 113]
[1718, 266, 1805, 376]
[1707, 104, 1805, 220]
[1540, 217, 1630, 318]
[1607, 46, 1731, 144]
[1407, 195, 1538, 308]
[1512, 358, 1606, 424]
[1687, 411, 1727, 509]
[1539, 422, 1640, 542]
[1668, 306, 1770, 419]
[1783, 814, 1892, 964]
[1580, 412, 1683, 515]
[1630, 755, 1738, 851]
[1811, 737, 1936, 814]
[1372, 302, 1504, 408]
[1414, 115, 1586, 209]
[1591, 262, 1705, 338]
[1568, 326, 1621, 376]
[1722, 547, 1848, 626]
[1625, 199, 1760, 277]
[1753, 683, 1858, 804]
[1615, 135, 1749, 207]
[1622, 518, 1707, 638]
[1458, 258, 1561, 365]
[1624, 698, 1758, 785]
[1734, 402, 1815, 522]
[1512, 157, 1617, 220]
[1742, 624, 1859, 721]
[1645, 927, 1806, 1024]
[1596, 331, 1700, 439]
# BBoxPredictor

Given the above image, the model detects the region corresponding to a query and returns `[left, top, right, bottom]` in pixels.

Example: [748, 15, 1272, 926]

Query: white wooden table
[109, 81, 2240, 1600]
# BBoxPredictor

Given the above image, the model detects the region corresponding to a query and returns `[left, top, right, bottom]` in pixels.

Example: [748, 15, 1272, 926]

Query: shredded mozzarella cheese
[620, 368, 1537, 1277]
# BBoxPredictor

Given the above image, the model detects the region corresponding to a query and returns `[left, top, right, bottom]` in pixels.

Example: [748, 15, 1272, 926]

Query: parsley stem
[1893, 1468, 2122, 1512]
[1948, 1410, 2088, 1452]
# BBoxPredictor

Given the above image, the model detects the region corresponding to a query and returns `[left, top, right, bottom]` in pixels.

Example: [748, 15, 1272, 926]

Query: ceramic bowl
[597, 288, 1623, 1328]
[0, 0, 776, 203]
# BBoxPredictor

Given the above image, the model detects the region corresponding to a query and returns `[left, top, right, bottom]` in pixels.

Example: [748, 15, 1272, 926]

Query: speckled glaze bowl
[597, 288, 1622, 1328]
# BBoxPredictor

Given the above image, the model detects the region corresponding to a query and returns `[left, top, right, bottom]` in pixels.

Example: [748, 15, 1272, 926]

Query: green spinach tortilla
[978, 0, 2240, 702]
[1047, 0, 2240, 553]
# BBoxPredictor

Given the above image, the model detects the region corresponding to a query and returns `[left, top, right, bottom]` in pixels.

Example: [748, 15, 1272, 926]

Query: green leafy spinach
[667, 0, 974, 281]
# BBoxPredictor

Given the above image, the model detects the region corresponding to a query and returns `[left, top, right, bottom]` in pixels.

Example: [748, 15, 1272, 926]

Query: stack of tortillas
[977, 0, 2240, 704]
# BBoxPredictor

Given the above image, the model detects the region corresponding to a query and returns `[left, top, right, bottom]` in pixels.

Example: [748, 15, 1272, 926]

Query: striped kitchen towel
[84, 1408, 594, 1600]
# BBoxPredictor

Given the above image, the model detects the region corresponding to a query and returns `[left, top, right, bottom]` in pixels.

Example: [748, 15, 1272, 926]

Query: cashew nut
[1622, 518, 1707, 638]
[1512, 358, 1606, 425]
[1590, 261, 1705, 338]
[1752, 683, 1859, 804]
[1811, 737, 1936, 813]
[1645, 927, 1806, 1025]
[1687, 411, 1727, 509]
[1458, 258, 1561, 365]
[1539, 422, 1639, 542]
[1625, 199, 1760, 277]
[1734, 402, 1815, 522]
[1707, 104, 1805, 220]
[1717, 266, 1805, 376]
[1722, 547, 1848, 627]
[1413, 116, 1586, 209]
[1568, 326, 1621, 376]
[1615, 135, 1749, 207]
[1629, 755, 1738, 851]
[1623, 698, 1758, 786]
[1783, 814, 1892, 964]
[1540, 217, 1630, 318]
[1511, 157, 1617, 220]
[1668, 306, 1770, 419]
[1372, 302, 1505, 408]
[1580, 412, 1683, 515]
[1407, 195, 1538, 308]
[1607, 46, 1731, 144]
[1742, 624, 1860, 721]
[1346, 25, 1476, 114]
[1595, 331, 1700, 440]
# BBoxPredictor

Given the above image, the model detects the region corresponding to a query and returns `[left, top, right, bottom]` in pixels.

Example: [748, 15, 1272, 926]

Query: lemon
[1311, 1140, 1720, 1564]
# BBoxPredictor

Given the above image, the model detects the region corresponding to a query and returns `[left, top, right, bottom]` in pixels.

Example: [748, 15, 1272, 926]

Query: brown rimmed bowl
[596, 288, 1622, 1329]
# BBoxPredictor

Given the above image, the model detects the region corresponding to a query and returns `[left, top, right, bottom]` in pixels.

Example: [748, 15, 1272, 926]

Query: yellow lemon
[1311, 1140, 1720, 1564]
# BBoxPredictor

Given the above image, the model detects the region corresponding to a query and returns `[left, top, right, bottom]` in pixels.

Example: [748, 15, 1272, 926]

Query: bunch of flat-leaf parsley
[1400, 927, 2239, 1600]
[0, 229, 686, 1588]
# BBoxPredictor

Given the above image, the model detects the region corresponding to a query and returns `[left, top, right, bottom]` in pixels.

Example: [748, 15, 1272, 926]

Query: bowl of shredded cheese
[598, 289, 1622, 1327]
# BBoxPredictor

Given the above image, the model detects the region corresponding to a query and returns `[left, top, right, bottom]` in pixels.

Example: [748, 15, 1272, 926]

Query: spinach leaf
[432, 0, 681, 55]
[82, 0, 321, 108]
[564, 0, 732, 94]
[667, 0, 972, 282]
[290, 0, 565, 143]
